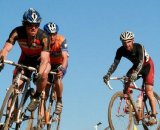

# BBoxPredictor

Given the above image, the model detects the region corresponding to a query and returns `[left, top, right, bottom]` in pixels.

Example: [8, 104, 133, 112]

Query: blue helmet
[43, 22, 59, 34]
[23, 8, 42, 24]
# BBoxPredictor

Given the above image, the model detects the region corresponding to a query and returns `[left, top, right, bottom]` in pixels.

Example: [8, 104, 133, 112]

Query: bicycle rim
[47, 114, 61, 130]
[0, 85, 14, 122]
[26, 111, 35, 130]
[108, 91, 132, 130]
[141, 92, 160, 130]
[3, 93, 18, 130]
[47, 101, 61, 130]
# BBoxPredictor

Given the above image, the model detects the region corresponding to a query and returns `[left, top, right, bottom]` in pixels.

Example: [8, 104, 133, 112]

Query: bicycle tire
[47, 98, 60, 130]
[26, 111, 35, 130]
[142, 91, 160, 130]
[47, 114, 61, 130]
[17, 87, 35, 130]
[108, 91, 132, 130]
[0, 85, 14, 122]
[2, 86, 32, 130]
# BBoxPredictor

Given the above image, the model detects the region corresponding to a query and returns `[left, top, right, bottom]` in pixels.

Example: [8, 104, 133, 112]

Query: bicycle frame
[0, 59, 37, 129]
[33, 71, 61, 130]
[106, 76, 160, 130]
[107, 77, 146, 116]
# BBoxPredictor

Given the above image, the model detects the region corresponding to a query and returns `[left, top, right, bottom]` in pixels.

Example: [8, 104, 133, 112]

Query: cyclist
[0, 8, 51, 112]
[103, 31, 157, 124]
[43, 22, 69, 114]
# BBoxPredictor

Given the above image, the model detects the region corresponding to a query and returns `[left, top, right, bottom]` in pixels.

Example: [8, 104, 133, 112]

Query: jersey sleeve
[61, 39, 68, 51]
[135, 44, 145, 73]
[61, 39, 69, 56]
[106, 48, 122, 76]
[6, 28, 18, 45]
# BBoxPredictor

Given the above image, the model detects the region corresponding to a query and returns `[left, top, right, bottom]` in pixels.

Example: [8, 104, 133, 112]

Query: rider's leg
[54, 78, 63, 114]
[145, 84, 156, 115]
[34, 63, 51, 97]
[27, 63, 51, 112]
[55, 78, 63, 103]
[145, 84, 157, 124]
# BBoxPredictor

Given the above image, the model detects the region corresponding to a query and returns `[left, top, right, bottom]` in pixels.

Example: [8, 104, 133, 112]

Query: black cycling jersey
[6, 26, 49, 57]
[107, 43, 150, 76]
[115, 43, 145, 66]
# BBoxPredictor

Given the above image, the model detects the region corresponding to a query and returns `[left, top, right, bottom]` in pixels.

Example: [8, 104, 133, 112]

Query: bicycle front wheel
[108, 91, 132, 130]
[47, 113, 61, 130]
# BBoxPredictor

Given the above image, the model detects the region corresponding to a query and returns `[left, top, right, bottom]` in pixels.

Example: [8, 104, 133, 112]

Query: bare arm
[0, 42, 13, 59]
[38, 51, 50, 75]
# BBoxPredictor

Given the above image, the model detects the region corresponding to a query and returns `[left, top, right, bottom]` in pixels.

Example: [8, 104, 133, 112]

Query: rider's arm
[0, 42, 13, 59]
[106, 48, 122, 76]
[0, 28, 17, 59]
[134, 44, 145, 74]
[38, 51, 50, 75]
[38, 36, 50, 75]
[107, 59, 120, 77]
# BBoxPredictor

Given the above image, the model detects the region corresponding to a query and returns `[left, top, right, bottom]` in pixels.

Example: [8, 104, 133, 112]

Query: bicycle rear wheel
[141, 91, 160, 130]
[108, 91, 132, 130]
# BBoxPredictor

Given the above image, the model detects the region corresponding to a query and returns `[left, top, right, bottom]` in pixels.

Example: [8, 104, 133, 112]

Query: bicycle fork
[116, 94, 128, 117]
[16, 79, 31, 123]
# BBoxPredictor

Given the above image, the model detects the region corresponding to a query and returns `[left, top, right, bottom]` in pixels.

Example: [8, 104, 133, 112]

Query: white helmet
[120, 31, 134, 41]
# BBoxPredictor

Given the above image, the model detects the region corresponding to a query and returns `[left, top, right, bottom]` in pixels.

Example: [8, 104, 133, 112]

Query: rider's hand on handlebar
[0, 56, 4, 72]
[103, 74, 110, 85]
[57, 65, 66, 78]
[129, 72, 138, 82]
[33, 73, 41, 84]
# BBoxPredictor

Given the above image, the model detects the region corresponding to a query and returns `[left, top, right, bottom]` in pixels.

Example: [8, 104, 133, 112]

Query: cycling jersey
[7, 26, 49, 57]
[49, 34, 68, 65]
[7, 26, 50, 78]
[107, 43, 154, 85]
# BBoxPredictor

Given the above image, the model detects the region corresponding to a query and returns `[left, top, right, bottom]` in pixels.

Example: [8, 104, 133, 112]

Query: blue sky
[0, 0, 160, 130]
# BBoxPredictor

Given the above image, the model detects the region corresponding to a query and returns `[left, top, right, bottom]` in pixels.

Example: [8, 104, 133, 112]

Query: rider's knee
[37, 72, 48, 82]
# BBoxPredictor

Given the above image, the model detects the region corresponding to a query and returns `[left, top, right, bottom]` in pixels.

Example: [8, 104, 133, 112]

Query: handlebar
[4, 59, 37, 72]
[4, 60, 59, 75]
[49, 71, 57, 75]
[106, 76, 139, 90]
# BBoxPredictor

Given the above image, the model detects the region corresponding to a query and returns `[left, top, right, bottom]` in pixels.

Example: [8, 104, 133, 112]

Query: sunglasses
[48, 33, 57, 36]
[25, 23, 40, 28]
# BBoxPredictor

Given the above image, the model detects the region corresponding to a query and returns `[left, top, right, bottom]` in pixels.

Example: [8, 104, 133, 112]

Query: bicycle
[0, 59, 37, 130]
[29, 71, 61, 130]
[106, 76, 160, 130]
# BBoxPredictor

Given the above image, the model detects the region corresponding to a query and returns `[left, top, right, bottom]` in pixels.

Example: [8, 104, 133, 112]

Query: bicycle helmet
[43, 22, 59, 34]
[120, 31, 134, 41]
[22, 8, 42, 25]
